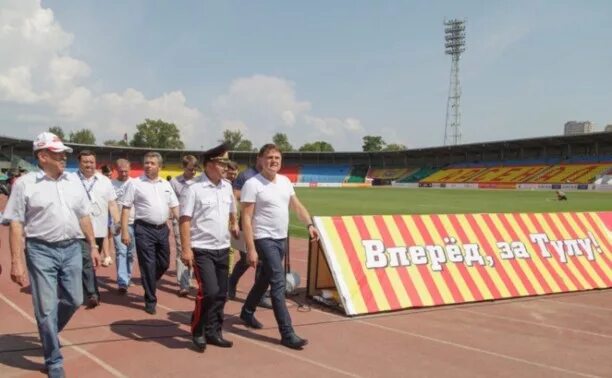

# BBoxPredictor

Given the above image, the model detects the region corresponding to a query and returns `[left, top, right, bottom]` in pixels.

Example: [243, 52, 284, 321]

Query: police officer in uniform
[4, 132, 99, 377]
[179, 143, 239, 351]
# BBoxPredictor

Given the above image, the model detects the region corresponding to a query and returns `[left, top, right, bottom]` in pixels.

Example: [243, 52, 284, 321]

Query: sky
[0, 0, 610, 151]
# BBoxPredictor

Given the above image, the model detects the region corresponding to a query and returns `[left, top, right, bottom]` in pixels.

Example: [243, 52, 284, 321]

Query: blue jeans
[114, 224, 135, 288]
[25, 238, 83, 371]
[243, 238, 293, 337]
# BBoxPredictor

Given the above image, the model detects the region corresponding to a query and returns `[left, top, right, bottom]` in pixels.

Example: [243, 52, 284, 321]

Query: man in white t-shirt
[112, 159, 136, 294]
[75, 150, 120, 308]
[239, 143, 319, 350]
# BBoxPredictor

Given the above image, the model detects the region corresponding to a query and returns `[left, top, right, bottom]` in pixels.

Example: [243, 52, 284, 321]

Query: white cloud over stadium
[0, 0, 365, 150]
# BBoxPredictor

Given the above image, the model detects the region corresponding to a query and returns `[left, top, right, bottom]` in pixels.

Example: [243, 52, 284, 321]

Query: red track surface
[1, 205, 611, 377]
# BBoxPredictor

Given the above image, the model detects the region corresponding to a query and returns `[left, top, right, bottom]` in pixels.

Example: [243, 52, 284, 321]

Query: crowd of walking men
[2, 131, 319, 378]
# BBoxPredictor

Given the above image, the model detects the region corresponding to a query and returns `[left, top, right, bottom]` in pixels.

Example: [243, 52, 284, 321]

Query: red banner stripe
[333, 217, 379, 313]
[353, 216, 402, 310]
[430, 214, 484, 301]
[555, 213, 611, 287]
[498, 213, 552, 293]
[511, 214, 569, 292]
[412, 216, 465, 304]
[465, 214, 520, 297]
[541, 213, 597, 289]
[526, 214, 584, 290]
[481, 214, 538, 295]
[374, 216, 424, 307]
[448, 214, 502, 298]
[394, 215, 445, 305]
[571, 213, 612, 272]
[581, 213, 612, 268]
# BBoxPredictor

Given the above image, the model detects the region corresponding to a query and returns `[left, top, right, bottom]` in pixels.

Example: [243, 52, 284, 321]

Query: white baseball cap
[32, 132, 73, 153]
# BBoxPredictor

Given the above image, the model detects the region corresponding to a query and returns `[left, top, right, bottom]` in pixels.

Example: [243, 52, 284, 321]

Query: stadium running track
[0, 200, 611, 377]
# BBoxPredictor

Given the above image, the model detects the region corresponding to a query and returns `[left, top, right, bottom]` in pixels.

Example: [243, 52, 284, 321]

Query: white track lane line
[156, 303, 360, 378]
[457, 308, 612, 339]
[352, 318, 601, 378]
[0, 293, 127, 378]
[543, 299, 612, 312]
[307, 307, 601, 378]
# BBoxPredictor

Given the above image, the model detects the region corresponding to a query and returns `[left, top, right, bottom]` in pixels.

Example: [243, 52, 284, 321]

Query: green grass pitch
[288, 188, 612, 238]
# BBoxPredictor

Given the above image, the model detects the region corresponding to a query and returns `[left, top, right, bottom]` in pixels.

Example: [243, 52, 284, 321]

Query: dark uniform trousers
[191, 247, 230, 338]
[134, 220, 171, 305]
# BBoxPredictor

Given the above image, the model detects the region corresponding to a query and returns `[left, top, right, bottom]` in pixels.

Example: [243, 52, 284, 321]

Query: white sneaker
[101, 256, 113, 267]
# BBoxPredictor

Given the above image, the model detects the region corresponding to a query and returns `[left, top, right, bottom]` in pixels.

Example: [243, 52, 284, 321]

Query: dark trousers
[244, 238, 293, 337]
[80, 237, 104, 300]
[191, 248, 229, 337]
[229, 250, 264, 288]
[134, 220, 170, 305]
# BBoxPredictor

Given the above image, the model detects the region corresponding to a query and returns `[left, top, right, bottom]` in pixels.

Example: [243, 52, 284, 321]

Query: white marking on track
[156, 303, 360, 377]
[307, 306, 601, 378]
[458, 308, 612, 339]
[0, 293, 127, 378]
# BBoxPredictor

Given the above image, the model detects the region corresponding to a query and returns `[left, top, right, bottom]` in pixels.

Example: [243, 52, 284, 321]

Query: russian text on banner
[310, 212, 612, 316]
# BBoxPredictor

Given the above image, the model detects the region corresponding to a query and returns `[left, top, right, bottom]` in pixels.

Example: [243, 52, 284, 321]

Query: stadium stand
[347, 165, 368, 183]
[279, 165, 300, 183]
[421, 167, 488, 183]
[420, 162, 612, 184]
[299, 164, 350, 183]
[396, 167, 439, 183]
[367, 168, 416, 180]
[527, 163, 612, 184]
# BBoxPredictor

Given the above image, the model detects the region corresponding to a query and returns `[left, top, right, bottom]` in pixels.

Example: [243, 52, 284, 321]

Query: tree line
[49, 119, 407, 152]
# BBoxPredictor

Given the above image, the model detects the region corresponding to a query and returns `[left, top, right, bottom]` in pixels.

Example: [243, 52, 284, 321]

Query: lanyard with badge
[78, 171, 101, 216]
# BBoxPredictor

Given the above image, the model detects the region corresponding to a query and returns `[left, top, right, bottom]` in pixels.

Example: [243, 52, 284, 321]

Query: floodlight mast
[443, 19, 466, 146]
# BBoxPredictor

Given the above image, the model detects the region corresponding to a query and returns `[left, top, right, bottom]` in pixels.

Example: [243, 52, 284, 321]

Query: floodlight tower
[443, 19, 466, 146]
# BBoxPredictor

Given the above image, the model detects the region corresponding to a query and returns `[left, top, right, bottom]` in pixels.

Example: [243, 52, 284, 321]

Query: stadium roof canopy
[1, 132, 610, 166]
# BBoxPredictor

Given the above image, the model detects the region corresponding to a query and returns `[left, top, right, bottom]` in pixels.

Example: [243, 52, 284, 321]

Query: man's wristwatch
[307, 223, 314, 229]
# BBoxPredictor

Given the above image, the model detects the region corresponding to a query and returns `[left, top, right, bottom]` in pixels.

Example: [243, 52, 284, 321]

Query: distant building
[605, 124, 612, 132]
[564, 121, 593, 135]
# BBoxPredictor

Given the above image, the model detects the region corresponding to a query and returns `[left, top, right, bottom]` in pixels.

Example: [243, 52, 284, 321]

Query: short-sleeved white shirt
[112, 178, 135, 224]
[75, 171, 117, 238]
[119, 175, 179, 225]
[180, 174, 236, 249]
[3, 170, 92, 242]
[170, 174, 196, 198]
[240, 173, 294, 240]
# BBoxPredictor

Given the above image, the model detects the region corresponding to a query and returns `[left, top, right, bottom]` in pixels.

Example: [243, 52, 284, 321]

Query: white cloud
[211, 75, 364, 150]
[0, 0, 204, 144]
[0, 1, 363, 150]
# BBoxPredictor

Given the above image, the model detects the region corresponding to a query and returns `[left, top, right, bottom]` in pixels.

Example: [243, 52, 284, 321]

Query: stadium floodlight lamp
[443, 19, 466, 146]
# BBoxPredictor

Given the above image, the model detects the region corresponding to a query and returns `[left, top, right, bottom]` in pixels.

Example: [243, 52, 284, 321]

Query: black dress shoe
[240, 309, 263, 329]
[86, 295, 99, 309]
[206, 334, 233, 348]
[192, 335, 206, 352]
[144, 303, 156, 315]
[281, 333, 308, 350]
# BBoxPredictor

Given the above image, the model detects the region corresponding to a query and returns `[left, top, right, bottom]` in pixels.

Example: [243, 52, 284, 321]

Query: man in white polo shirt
[75, 150, 120, 308]
[120, 152, 179, 314]
[179, 143, 239, 351]
[239, 143, 319, 350]
[4, 132, 99, 378]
